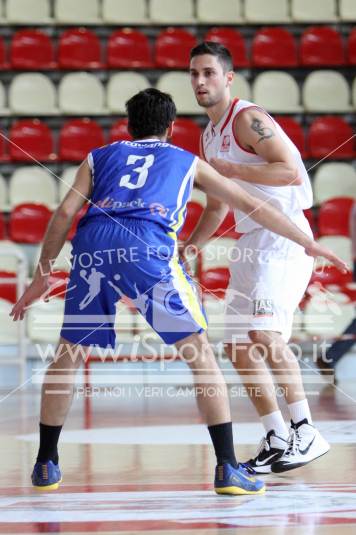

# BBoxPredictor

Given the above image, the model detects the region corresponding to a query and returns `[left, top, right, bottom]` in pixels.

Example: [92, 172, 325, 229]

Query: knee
[248, 330, 273, 346]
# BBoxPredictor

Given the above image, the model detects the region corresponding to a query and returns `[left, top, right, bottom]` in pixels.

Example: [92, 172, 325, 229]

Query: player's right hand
[305, 241, 349, 273]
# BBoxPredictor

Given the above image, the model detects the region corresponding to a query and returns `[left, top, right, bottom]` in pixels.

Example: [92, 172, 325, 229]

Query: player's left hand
[10, 275, 50, 321]
[209, 158, 234, 178]
[305, 240, 349, 273]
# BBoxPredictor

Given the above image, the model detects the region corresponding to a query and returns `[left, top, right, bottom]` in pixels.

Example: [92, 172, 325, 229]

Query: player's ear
[226, 70, 234, 88]
[167, 121, 174, 140]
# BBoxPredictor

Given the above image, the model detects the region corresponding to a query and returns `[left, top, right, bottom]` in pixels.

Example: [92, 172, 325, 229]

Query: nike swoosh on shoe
[299, 436, 316, 455]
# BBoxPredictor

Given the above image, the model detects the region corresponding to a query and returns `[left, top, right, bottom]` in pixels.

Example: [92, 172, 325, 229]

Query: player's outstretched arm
[10, 160, 92, 321]
[195, 159, 348, 273]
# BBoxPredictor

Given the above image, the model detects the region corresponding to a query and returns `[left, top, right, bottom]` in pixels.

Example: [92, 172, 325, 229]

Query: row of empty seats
[1, 115, 354, 164]
[1, 26, 356, 70]
[1, 191, 355, 249]
[0, 162, 355, 213]
[0, 118, 201, 162]
[1, 71, 356, 115]
[1, 0, 355, 24]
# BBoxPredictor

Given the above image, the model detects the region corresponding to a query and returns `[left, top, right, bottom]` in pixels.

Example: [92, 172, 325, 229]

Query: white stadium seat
[315, 236, 352, 268]
[55, 0, 100, 23]
[204, 295, 226, 341]
[191, 188, 207, 208]
[149, 0, 195, 23]
[115, 301, 135, 342]
[340, 0, 356, 21]
[201, 238, 236, 270]
[27, 298, 65, 343]
[252, 72, 301, 112]
[6, 0, 52, 24]
[9, 166, 57, 209]
[59, 73, 105, 115]
[303, 71, 351, 112]
[291, 0, 337, 21]
[157, 72, 201, 115]
[33, 241, 72, 274]
[107, 73, 150, 114]
[0, 240, 26, 272]
[231, 73, 251, 101]
[196, 0, 243, 23]
[313, 163, 356, 205]
[9, 74, 57, 115]
[0, 298, 18, 343]
[0, 174, 8, 210]
[245, 0, 290, 23]
[304, 292, 354, 338]
[102, 0, 147, 24]
[59, 166, 79, 201]
[0, 0, 5, 24]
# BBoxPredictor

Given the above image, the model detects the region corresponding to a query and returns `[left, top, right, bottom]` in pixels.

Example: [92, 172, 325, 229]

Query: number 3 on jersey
[119, 154, 155, 190]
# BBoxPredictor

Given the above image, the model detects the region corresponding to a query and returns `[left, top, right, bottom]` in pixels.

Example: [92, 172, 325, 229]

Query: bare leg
[175, 332, 230, 425]
[225, 342, 279, 417]
[248, 330, 306, 405]
[40, 336, 90, 425]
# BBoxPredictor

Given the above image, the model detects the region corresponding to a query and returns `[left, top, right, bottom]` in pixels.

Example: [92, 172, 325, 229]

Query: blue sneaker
[214, 462, 265, 495]
[31, 461, 62, 490]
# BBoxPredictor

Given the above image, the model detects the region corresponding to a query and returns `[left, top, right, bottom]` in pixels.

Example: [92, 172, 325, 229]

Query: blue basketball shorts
[60, 216, 207, 348]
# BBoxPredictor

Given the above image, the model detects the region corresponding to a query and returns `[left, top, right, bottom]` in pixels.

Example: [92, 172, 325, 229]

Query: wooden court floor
[1, 379, 356, 534]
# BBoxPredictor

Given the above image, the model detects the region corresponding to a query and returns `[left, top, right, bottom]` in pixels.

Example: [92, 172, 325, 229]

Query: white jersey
[201, 98, 313, 233]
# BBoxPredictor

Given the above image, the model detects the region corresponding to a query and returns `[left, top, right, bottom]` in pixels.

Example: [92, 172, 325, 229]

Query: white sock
[288, 399, 312, 425]
[261, 410, 289, 440]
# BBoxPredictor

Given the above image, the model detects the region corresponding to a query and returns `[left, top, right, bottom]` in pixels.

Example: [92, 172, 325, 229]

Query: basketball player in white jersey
[187, 42, 330, 473]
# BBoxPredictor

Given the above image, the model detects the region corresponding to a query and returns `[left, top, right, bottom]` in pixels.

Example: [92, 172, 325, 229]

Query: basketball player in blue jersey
[11, 89, 346, 495]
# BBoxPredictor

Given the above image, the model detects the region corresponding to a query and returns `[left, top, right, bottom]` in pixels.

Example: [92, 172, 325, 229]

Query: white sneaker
[271, 418, 330, 473]
[244, 430, 288, 474]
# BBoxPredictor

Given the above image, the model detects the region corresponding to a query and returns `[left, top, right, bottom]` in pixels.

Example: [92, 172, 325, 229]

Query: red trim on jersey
[200, 133, 207, 161]
[232, 105, 272, 155]
[220, 98, 239, 135]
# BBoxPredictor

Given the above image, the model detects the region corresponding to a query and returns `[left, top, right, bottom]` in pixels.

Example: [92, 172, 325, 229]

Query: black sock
[36, 423, 62, 464]
[208, 422, 238, 468]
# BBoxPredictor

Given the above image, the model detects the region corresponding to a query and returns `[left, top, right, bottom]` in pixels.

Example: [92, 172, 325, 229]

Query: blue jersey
[83, 139, 198, 236]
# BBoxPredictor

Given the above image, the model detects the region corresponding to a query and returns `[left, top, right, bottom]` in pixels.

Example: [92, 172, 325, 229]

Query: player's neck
[137, 135, 165, 142]
[207, 96, 232, 127]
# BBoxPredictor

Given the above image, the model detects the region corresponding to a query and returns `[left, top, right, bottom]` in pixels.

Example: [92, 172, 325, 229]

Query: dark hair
[126, 88, 176, 139]
[190, 41, 233, 72]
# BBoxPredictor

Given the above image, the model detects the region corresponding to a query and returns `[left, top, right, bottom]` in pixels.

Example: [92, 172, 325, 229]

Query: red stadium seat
[0, 212, 6, 239]
[201, 267, 230, 298]
[0, 131, 9, 162]
[171, 119, 201, 155]
[252, 27, 298, 68]
[9, 119, 56, 162]
[10, 30, 56, 70]
[58, 28, 102, 69]
[303, 209, 317, 237]
[310, 265, 352, 287]
[0, 271, 17, 303]
[0, 36, 8, 69]
[318, 197, 354, 237]
[107, 29, 152, 69]
[347, 28, 356, 65]
[205, 28, 249, 68]
[109, 119, 132, 143]
[59, 119, 105, 162]
[155, 28, 197, 68]
[301, 27, 345, 67]
[178, 201, 204, 240]
[275, 116, 308, 158]
[308, 117, 354, 160]
[67, 204, 89, 240]
[9, 203, 52, 243]
[214, 210, 240, 238]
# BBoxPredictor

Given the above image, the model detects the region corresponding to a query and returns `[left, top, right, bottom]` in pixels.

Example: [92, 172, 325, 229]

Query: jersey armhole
[199, 133, 207, 161]
[87, 152, 95, 186]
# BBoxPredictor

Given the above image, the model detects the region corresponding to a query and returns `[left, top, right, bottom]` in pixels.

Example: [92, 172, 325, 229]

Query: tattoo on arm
[250, 117, 275, 143]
